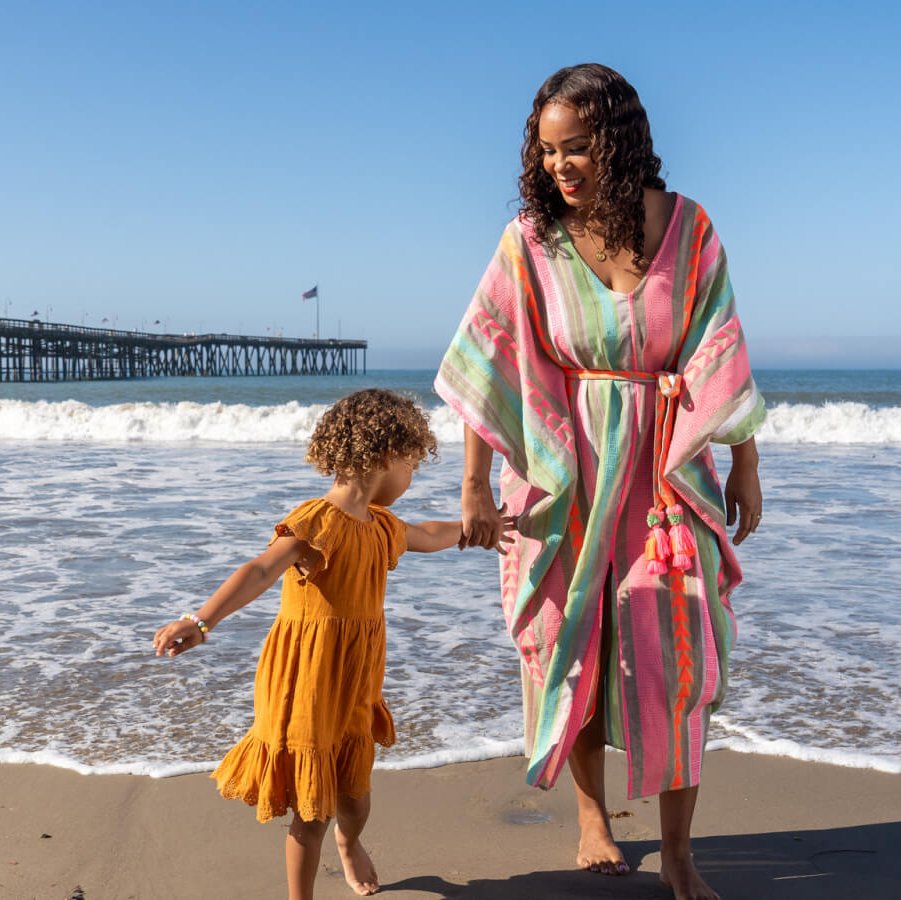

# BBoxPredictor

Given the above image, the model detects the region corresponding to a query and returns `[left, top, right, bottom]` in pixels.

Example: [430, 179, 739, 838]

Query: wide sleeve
[666, 211, 766, 475]
[370, 506, 407, 571]
[434, 220, 577, 499]
[269, 499, 342, 581]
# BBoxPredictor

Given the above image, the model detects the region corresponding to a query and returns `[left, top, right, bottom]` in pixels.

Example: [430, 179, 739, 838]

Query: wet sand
[1, 749, 899, 899]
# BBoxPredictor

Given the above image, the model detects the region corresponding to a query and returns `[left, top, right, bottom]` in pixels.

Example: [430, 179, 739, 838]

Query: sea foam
[4, 738, 897, 779]
[2, 399, 901, 445]
[707, 734, 901, 775]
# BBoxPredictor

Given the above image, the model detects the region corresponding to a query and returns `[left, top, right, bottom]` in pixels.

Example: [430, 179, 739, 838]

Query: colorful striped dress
[435, 194, 765, 798]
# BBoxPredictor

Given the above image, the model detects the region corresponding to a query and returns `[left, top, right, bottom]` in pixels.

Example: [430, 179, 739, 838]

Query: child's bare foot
[334, 824, 379, 896]
[576, 819, 630, 875]
[660, 848, 719, 899]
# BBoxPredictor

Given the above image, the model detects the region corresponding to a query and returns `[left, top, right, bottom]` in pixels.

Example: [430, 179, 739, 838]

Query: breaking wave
[1, 399, 900, 445]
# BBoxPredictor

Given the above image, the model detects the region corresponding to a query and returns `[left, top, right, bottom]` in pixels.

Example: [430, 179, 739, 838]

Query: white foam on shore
[3, 399, 901, 444]
[3, 736, 898, 779]
[0, 748, 218, 778]
[708, 724, 901, 774]
[373, 738, 525, 770]
[0, 743, 529, 779]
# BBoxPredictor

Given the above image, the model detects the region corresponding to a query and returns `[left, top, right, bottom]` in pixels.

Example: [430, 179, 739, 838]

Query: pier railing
[0, 318, 367, 382]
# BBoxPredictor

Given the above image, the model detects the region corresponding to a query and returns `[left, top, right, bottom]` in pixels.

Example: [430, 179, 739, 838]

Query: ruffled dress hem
[212, 717, 395, 823]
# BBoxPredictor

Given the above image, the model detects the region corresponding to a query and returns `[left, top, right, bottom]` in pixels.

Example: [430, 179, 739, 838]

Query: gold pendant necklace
[586, 228, 607, 262]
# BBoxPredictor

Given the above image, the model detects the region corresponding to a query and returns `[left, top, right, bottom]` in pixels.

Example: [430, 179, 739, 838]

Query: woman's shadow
[380, 821, 900, 899]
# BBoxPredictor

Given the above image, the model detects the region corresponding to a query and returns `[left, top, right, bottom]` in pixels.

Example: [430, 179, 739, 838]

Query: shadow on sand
[380, 821, 900, 899]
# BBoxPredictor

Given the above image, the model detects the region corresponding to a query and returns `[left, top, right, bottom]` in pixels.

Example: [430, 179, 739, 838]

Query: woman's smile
[558, 176, 585, 195]
[538, 101, 597, 208]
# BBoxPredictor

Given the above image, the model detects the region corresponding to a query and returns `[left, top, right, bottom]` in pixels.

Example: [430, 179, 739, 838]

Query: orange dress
[212, 498, 406, 823]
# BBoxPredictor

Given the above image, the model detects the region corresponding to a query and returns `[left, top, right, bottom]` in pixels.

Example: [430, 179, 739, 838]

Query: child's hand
[495, 504, 517, 555]
[153, 619, 205, 657]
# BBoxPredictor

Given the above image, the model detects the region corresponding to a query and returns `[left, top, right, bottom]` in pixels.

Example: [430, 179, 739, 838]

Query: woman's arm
[460, 424, 504, 549]
[153, 536, 321, 657]
[725, 436, 762, 546]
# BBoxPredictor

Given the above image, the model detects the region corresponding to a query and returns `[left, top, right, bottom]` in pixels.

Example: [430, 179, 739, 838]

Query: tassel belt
[563, 368, 697, 575]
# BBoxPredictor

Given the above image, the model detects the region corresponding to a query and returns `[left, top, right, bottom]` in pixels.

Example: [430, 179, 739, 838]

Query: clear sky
[2, 0, 899, 369]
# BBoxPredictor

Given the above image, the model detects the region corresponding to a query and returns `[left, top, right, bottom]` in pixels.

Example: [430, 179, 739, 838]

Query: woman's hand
[153, 619, 205, 657]
[725, 437, 762, 546]
[460, 424, 507, 550]
[461, 480, 506, 549]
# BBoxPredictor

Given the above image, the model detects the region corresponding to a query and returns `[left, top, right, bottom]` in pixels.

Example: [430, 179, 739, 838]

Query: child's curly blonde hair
[306, 388, 438, 479]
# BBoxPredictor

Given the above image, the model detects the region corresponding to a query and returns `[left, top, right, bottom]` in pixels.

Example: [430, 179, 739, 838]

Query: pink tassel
[666, 504, 696, 572]
[650, 524, 671, 559]
[645, 507, 671, 575]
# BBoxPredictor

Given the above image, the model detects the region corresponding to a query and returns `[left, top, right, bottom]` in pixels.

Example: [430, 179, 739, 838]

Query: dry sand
[1, 749, 899, 899]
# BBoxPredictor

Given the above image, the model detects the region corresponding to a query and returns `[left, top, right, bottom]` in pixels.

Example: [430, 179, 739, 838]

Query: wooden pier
[0, 318, 367, 382]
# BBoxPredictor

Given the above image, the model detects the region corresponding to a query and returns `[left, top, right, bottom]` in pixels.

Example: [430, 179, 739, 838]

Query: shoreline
[2, 737, 899, 779]
[2, 749, 898, 899]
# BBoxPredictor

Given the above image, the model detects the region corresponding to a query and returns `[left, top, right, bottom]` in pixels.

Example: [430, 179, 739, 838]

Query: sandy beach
[1, 749, 898, 899]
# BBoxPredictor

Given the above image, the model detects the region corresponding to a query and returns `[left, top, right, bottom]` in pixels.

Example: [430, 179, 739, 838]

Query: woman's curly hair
[306, 388, 437, 479]
[519, 63, 666, 271]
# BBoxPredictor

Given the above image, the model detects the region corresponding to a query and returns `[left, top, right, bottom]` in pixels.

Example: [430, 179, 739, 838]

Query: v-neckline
[557, 193, 682, 297]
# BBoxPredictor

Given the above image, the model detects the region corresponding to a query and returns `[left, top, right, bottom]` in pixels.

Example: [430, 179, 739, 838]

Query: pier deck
[0, 318, 366, 382]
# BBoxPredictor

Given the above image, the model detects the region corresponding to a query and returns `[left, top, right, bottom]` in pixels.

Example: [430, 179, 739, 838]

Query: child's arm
[406, 506, 516, 554]
[153, 535, 323, 657]
[404, 520, 463, 553]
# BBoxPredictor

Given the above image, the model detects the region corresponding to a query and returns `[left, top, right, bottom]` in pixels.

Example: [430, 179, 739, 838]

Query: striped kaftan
[435, 194, 765, 797]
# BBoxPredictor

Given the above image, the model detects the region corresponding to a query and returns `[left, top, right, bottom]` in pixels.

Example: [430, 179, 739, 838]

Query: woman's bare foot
[334, 824, 379, 896]
[660, 848, 719, 900]
[576, 816, 631, 875]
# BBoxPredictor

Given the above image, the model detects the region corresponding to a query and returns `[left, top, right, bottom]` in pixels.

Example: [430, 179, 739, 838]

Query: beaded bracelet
[181, 613, 209, 642]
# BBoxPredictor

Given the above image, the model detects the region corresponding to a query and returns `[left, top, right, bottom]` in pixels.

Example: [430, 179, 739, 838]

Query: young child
[153, 388, 512, 900]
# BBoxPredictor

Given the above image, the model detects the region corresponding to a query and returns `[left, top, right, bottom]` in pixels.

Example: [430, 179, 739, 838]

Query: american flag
[302, 286, 318, 300]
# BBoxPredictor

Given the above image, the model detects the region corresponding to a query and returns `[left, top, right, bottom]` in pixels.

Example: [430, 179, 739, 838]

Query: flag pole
[302, 285, 320, 337]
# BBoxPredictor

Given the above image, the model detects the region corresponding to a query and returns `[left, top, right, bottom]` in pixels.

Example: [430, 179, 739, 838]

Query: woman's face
[538, 102, 597, 209]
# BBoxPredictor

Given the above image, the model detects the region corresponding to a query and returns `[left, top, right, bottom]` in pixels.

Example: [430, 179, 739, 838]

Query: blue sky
[1, 1, 899, 368]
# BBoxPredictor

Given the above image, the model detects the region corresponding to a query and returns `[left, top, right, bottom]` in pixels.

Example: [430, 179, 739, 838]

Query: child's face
[371, 456, 418, 507]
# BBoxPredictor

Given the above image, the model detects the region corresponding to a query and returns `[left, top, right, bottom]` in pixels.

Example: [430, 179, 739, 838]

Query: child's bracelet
[181, 613, 209, 641]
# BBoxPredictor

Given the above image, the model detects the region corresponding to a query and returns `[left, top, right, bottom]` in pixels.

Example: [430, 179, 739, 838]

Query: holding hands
[460, 481, 517, 553]
[459, 425, 517, 552]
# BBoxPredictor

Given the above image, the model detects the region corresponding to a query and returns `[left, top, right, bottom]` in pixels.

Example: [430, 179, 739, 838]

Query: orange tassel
[645, 507, 671, 575]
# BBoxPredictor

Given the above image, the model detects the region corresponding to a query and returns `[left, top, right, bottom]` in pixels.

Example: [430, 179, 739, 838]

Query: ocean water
[0, 370, 899, 779]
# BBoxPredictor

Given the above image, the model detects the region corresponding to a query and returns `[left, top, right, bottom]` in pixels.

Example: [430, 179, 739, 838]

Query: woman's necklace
[585, 228, 607, 262]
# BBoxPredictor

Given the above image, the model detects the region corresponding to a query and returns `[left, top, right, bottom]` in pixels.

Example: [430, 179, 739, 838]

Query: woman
[435, 64, 764, 900]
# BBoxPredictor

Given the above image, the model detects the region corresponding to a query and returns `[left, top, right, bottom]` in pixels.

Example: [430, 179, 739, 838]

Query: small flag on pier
[302, 286, 318, 301]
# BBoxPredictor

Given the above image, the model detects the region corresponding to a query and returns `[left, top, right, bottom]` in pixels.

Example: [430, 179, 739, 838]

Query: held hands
[725, 440, 763, 546]
[460, 481, 517, 553]
[153, 618, 206, 657]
